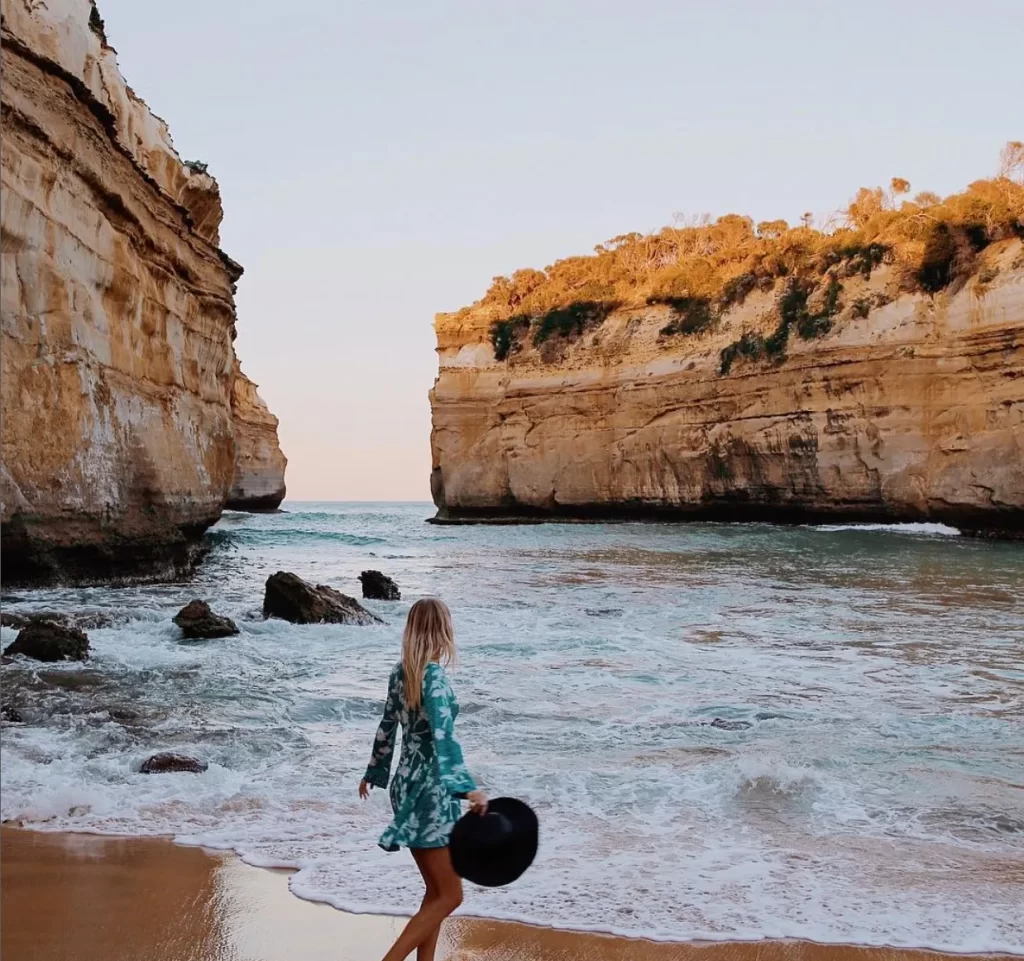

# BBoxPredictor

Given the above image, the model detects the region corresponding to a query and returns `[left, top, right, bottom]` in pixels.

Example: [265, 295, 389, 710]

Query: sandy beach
[0, 827, 1015, 961]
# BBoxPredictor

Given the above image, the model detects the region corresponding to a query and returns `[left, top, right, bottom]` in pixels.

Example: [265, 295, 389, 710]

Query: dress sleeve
[424, 665, 477, 797]
[364, 669, 399, 789]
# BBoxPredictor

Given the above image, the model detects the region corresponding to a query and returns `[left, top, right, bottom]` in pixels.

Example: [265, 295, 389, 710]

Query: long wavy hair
[401, 598, 456, 710]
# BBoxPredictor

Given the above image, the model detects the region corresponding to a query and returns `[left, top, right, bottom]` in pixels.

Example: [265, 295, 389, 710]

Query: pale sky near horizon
[99, 0, 1020, 501]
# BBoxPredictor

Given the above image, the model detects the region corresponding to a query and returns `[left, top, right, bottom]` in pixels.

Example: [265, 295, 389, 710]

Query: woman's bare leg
[414, 857, 440, 961]
[380, 847, 462, 961]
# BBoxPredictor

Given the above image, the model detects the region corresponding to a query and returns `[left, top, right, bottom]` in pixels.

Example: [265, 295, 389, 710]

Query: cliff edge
[430, 171, 1024, 537]
[0, 0, 286, 583]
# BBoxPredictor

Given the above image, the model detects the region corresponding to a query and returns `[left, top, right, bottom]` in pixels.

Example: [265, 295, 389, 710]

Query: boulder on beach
[173, 600, 239, 639]
[3, 622, 89, 662]
[263, 572, 381, 625]
[139, 753, 209, 774]
[359, 570, 401, 601]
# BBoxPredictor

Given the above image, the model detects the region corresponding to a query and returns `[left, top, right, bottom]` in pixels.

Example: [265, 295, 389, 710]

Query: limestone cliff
[430, 241, 1024, 537]
[0, 0, 285, 584]
[227, 365, 287, 511]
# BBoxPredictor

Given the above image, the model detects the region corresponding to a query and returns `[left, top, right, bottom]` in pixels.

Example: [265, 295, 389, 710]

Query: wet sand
[0, 827, 1015, 961]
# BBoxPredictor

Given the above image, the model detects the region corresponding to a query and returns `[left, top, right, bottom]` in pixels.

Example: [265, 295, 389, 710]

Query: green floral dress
[364, 662, 477, 851]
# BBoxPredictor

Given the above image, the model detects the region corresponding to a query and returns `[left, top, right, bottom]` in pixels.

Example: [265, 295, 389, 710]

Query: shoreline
[1, 827, 1017, 961]
[426, 507, 1023, 541]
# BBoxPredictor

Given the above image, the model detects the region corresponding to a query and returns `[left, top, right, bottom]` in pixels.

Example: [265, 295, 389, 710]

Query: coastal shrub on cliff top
[468, 143, 1024, 360]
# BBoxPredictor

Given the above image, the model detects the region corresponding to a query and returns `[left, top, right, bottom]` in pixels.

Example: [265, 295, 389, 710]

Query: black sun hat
[449, 797, 538, 888]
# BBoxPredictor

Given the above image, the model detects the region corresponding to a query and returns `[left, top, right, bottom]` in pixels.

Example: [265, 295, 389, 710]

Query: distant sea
[2, 502, 1022, 953]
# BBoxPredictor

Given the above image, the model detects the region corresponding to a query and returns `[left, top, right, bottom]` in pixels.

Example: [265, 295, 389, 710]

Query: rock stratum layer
[1, 0, 286, 584]
[430, 241, 1024, 537]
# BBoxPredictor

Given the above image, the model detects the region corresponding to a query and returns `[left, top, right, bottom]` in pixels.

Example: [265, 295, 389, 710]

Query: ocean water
[2, 502, 1023, 953]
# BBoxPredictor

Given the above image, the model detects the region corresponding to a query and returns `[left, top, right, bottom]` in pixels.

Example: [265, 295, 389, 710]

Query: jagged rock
[3, 623, 89, 662]
[139, 753, 208, 775]
[263, 572, 381, 625]
[173, 600, 239, 639]
[359, 570, 401, 601]
[1, 707, 24, 723]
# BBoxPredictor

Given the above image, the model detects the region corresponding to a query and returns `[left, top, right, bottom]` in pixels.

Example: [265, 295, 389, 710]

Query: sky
[99, 0, 1021, 501]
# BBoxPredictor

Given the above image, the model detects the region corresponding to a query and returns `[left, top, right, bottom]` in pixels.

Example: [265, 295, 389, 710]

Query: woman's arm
[363, 670, 399, 790]
[423, 665, 477, 798]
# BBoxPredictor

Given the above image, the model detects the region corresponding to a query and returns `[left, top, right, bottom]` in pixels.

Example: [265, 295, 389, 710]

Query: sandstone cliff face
[227, 365, 287, 511]
[0, 0, 285, 583]
[430, 241, 1024, 536]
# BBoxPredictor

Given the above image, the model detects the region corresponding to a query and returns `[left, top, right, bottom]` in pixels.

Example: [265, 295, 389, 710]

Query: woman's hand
[358, 779, 370, 800]
[466, 789, 488, 815]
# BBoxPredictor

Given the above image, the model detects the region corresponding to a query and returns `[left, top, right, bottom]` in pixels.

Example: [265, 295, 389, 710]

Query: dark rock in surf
[38, 670, 106, 691]
[263, 572, 381, 625]
[139, 753, 208, 774]
[173, 600, 239, 639]
[709, 717, 753, 731]
[108, 707, 140, 723]
[3, 622, 89, 662]
[358, 570, 401, 601]
[1, 706, 24, 723]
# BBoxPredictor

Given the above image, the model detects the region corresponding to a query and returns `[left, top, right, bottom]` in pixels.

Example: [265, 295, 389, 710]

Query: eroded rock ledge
[0, 0, 286, 584]
[430, 241, 1024, 538]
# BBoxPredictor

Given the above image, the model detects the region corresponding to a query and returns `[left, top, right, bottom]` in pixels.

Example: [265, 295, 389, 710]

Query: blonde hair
[401, 598, 456, 710]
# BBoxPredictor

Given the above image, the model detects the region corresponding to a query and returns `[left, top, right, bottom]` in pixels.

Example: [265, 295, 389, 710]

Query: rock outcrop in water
[3, 622, 90, 662]
[173, 600, 239, 640]
[431, 223, 1024, 537]
[0, 0, 286, 585]
[359, 570, 401, 601]
[139, 753, 208, 775]
[263, 572, 382, 625]
[226, 364, 287, 511]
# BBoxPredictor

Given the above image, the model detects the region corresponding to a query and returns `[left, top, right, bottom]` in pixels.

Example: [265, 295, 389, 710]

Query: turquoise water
[2, 503, 1022, 951]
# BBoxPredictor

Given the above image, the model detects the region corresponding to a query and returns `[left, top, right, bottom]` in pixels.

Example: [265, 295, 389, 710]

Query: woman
[359, 597, 487, 961]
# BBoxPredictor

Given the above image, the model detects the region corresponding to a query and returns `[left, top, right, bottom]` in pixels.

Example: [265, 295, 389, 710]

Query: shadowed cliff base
[224, 494, 286, 513]
[429, 501, 1024, 541]
[0, 514, 215, 588]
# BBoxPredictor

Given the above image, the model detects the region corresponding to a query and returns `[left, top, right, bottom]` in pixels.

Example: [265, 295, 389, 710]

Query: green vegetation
[657, 296, 715, 337]
[465, 144, 1023, 364]
[718, 275, 844, 374]
[184, 159, 209, 174]
[850, 297, 873, 319]
[532, 301, 618, 345]
[490, 318, 529, 361]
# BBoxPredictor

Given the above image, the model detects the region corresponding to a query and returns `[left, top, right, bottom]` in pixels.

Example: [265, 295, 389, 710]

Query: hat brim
[450, 796, 538, 888]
